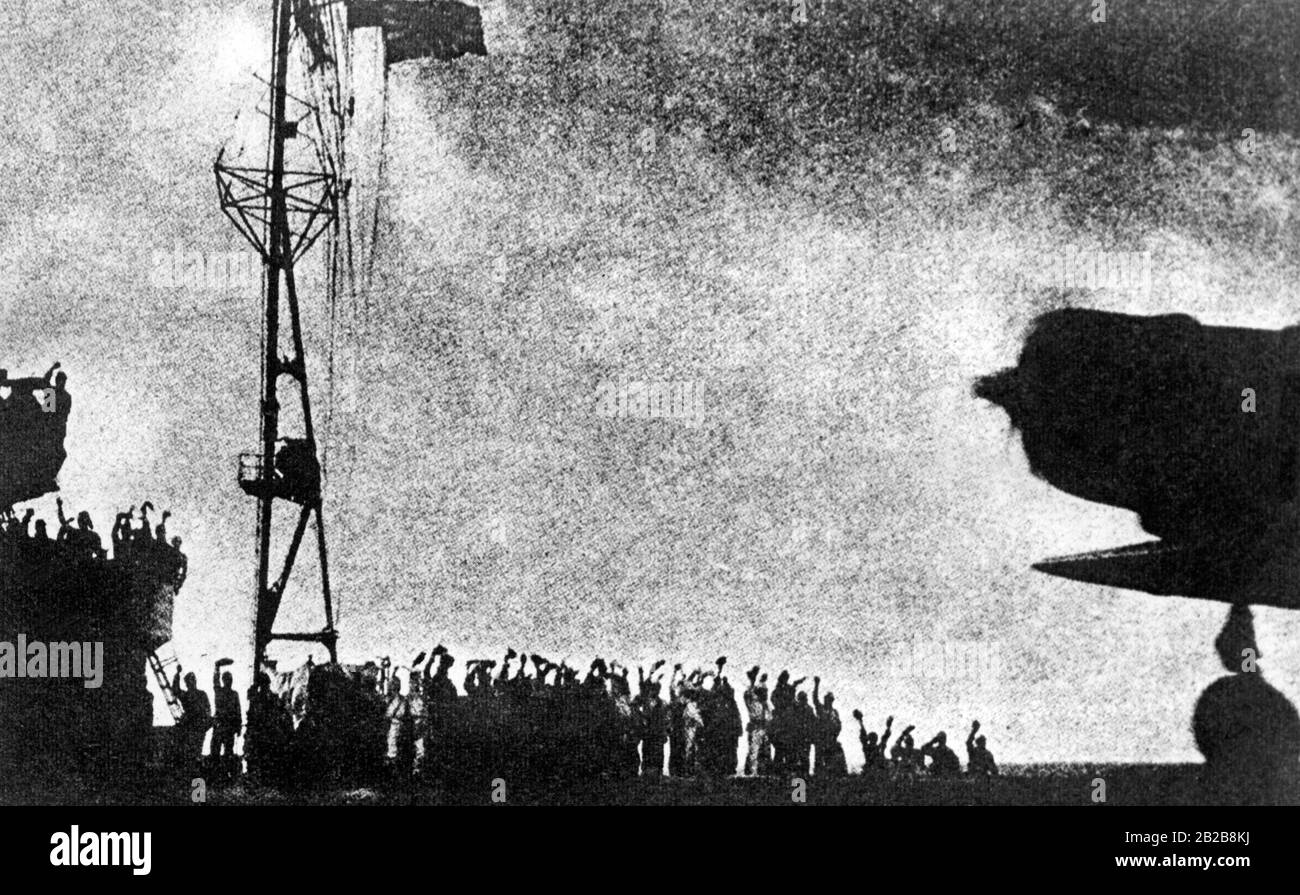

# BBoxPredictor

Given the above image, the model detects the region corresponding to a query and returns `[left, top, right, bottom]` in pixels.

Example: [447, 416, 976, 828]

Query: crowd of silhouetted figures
[0, 500, 187, 588]
[167, 649, 999, 790]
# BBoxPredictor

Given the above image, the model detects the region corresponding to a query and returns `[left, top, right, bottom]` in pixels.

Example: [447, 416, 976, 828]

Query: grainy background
[3, 0, 1299, 767]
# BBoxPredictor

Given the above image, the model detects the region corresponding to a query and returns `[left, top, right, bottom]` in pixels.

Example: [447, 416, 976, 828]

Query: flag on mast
[347, 0, 487, 64]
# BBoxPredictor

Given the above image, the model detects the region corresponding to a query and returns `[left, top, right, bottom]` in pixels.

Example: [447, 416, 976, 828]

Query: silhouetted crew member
[56, 499, 105, 560]
[210, 659, 242, 779]
[49, 369, 71, 419]
[606, 661, 638, 776]
[634, 664, 668, 775]
[0, 362, 59, 401]
[497, 648, 517, 692]
[407, 650, 433, 774]
[75, 511, 104, 559]
[112, 508, 134, 559]
[791, 690, 816, 776]
[583, 657, 609, 693]
[610, 661, 632, 698]
[855, 712, 892, 774]
[695, 658, 726, 776]
[244, 671, 291, 784]
[169, 537, 188, 588]
[172, 664, 211, 771]
[743, 667, 773, 776]
[530, 654, 551, 693]
[137, 502, 157, 545]
[385, 672, 413, 778]
[676, 668, 706, 775]
[715, 671, 743, 777]
[965, 720, 998, 776]
[920, 731, 961, 777]
[701, 660, 740, 777]
[426, 650, 457, 703]
[812, 677, 847, 777]
[511, 653, 531, 697]
[668, 664, 687, 776]
[464, 660, 495, 697]
[770, 670, 799, 773]
[1, 511, 29, 551]
[424, 650, 457, 773]
[55, 499, 72, 541]
[891, 724, 918, 770]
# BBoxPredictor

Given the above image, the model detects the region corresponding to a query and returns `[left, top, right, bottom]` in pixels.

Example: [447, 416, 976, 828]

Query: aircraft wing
[1034, 506, 1300, 609]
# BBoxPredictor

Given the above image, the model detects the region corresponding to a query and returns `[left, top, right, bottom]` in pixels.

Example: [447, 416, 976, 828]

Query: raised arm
[112, 510, 130, 545]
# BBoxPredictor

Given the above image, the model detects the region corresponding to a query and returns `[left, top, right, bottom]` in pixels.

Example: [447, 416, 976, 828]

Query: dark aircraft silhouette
[976, 307, 1300, 609]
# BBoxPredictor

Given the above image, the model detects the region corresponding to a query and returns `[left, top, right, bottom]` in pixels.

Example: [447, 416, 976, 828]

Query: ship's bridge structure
[0, 364, 184, 783]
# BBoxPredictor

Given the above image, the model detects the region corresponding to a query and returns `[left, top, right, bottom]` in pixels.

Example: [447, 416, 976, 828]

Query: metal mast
[215, 0, 340, 679]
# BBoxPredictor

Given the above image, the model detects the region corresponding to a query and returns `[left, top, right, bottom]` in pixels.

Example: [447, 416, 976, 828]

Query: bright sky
[4, 0, 1299, 766]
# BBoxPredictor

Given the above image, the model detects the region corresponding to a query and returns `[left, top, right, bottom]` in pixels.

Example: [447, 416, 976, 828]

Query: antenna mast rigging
[214, 0, 340, 677]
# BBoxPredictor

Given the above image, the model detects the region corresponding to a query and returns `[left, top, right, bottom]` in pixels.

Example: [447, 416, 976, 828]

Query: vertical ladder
[148, 651, 185, 722]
